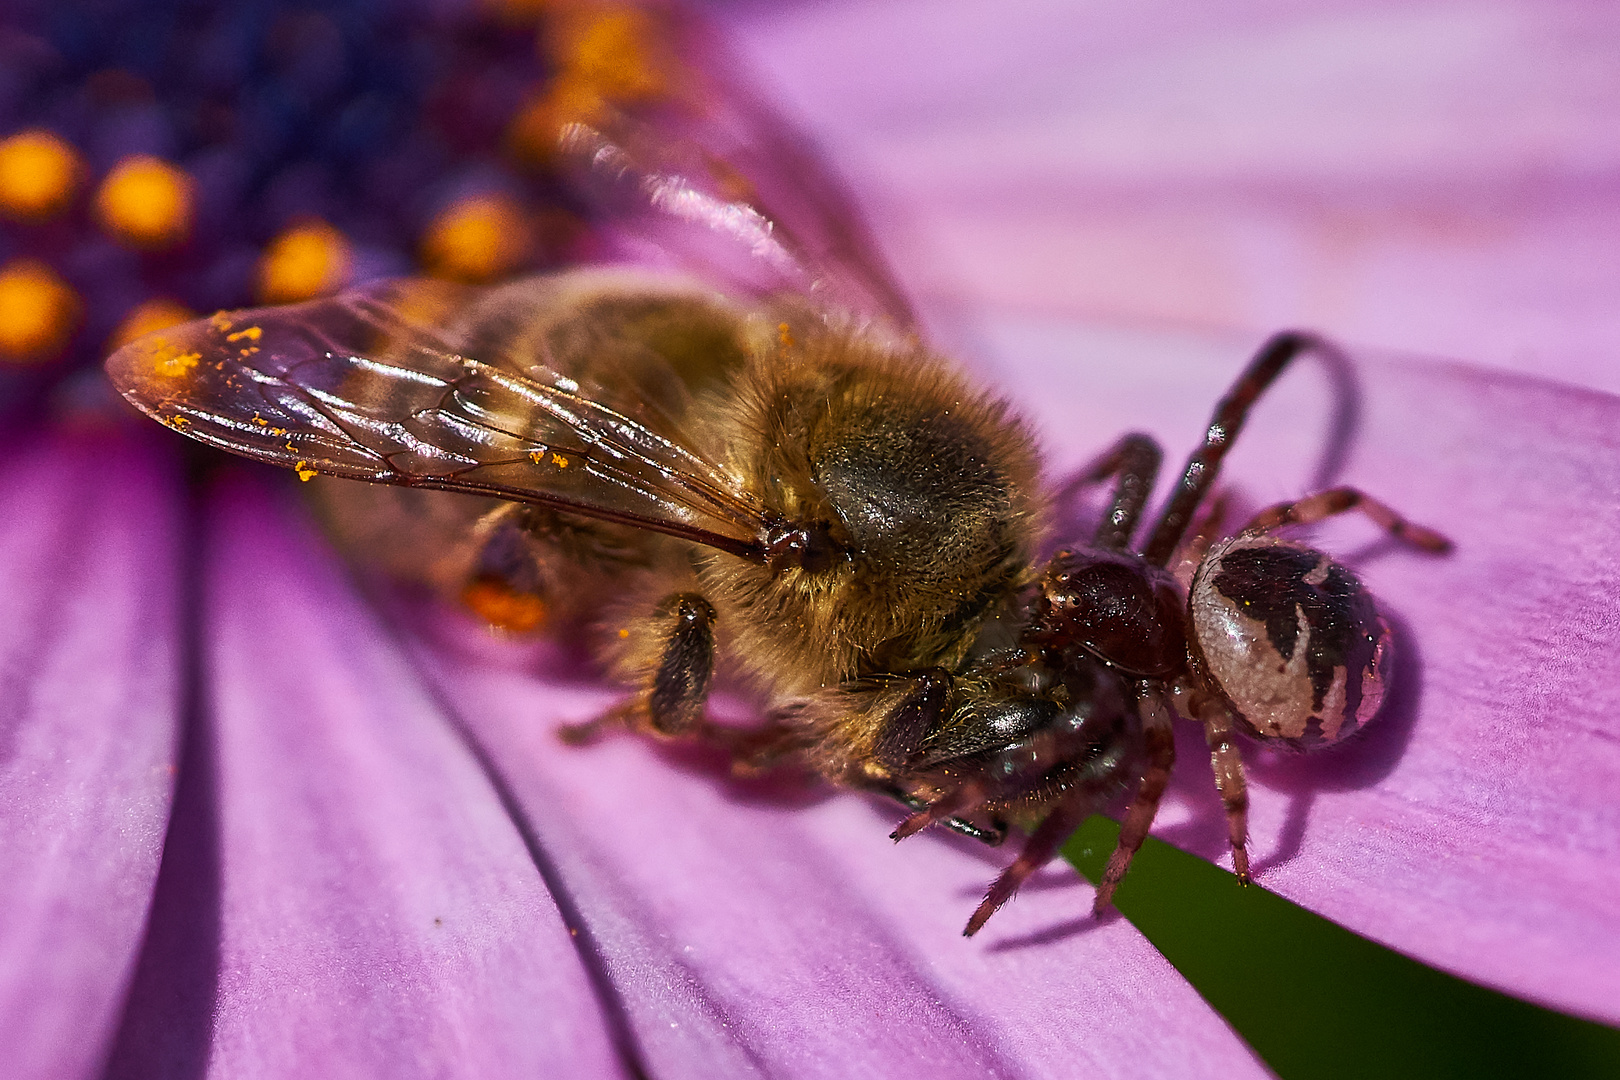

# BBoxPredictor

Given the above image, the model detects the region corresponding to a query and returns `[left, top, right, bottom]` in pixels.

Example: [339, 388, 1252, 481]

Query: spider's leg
[963, 785, 1096, 937]
[1092, 692, 1177, 914]
[1240, 486, 1451, 552]
[1056, 433, 1164, 551]
[891, 781, 990, 841]
[1199, 697, 1252, 885]
[879, 787, 1008, 845]
[1144, 331, 1332, 565]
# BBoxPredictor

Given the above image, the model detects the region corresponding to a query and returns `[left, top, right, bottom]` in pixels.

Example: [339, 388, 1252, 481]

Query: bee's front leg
[794, 670, 1013, 844]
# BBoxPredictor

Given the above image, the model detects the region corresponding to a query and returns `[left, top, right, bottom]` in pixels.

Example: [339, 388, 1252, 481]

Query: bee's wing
[554, 8, 914, 329]
[106, 281, 774, 561]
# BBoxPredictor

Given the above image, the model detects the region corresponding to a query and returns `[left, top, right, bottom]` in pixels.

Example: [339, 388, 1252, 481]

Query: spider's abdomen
[1188, 535, 1391, 749]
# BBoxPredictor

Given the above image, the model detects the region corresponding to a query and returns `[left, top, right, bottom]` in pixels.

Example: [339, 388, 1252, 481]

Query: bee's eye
[1189, 536, 1392, 749]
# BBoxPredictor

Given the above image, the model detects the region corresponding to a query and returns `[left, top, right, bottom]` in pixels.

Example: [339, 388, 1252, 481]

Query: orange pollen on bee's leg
[0, 130, 83, 221]
[0, 258, 81, 364]
[461, 578, 548, 634]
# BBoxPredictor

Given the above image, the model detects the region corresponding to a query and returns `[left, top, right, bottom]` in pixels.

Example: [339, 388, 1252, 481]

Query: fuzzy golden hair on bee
[698, 324, 1047, 698]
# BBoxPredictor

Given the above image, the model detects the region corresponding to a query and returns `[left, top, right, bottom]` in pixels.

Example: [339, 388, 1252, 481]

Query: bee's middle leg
[561, 590, 717, 745]
[643, 592, 718, 735]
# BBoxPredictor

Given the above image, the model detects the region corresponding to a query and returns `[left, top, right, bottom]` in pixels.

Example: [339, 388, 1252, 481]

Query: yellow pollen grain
[551, 452, 569, 468]
[505, 75, 607, 164]
[107, 298, 194, 351]
[0, 130, 82, 221]
[617, 628, 630, 639]
[210, 310, 233, 333]
[151, 347, 201, 379]
[226, 326, 262, 342]
[95, 155, 193, 249]
[256, 220, 352, 303]
[529, 450, 546, 464]
[553, 6, 669, 106]
[295, 461, 317, 482]
[0, 258, 80, 363]
[777, 322, 795, 350]
[420, 194, 532, 282]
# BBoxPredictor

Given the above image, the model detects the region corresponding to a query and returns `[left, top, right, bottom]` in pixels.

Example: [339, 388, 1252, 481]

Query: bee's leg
[1057, 433, 1163, 551]
[1091, 692, 1177, 914]
[642, 593, 718, 735]
[557, 701, 639, 746]
[1144, 331, 1333, 565]
[705, 717, 810, 774]
[870, 668, 951, 771]
[1239, 486, 1452, 552]
[850, 669, 986, 840]
[1199, 697, 1252, 885]
[559, 591, 718, 744]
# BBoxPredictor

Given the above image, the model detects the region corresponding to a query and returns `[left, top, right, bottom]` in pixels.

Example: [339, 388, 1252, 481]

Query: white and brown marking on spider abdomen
[1188, 535, 1391, 748]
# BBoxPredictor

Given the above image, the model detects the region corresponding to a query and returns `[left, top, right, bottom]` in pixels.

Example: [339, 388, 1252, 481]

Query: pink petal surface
[0, 427, 182, 1080]
[108, 473, 627, 1078]
[975, 316, 1620, 1023]
[718, 0, 1620, 393]
[407, 638, 1271, 1079]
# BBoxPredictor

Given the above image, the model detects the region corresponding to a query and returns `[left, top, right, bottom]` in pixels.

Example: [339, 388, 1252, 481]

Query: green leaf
[1064, 817, 1620, 1080]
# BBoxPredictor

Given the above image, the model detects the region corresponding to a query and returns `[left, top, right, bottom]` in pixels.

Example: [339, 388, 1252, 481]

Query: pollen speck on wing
[147, 340, 201, 380]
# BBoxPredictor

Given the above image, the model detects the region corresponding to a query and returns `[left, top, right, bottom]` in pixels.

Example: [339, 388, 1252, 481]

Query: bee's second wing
[106, 282, 773, 560]
[547, 7, 915, 330]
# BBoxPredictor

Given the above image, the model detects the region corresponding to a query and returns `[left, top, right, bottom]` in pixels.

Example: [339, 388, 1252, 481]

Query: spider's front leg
[1092, 690, 1178, 913]
[1195, 695, 1252, 884]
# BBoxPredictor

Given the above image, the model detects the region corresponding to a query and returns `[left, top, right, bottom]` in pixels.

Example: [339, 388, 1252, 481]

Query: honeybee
[103, 7, 1449, 935]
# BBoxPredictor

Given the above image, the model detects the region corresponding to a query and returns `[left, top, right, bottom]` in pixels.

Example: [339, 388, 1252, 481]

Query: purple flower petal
[721, 0, 1620, 392]
[981, 317, 1620, 1023]
[108, 472, 627, 1078]
[0, 427, 182, 1080]
[409, 613, 1271, 1076]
